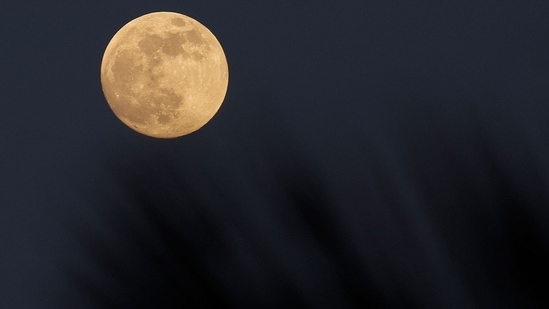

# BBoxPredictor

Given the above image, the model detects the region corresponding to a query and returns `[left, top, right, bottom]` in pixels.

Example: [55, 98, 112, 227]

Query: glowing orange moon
[100, 12, 229, 138]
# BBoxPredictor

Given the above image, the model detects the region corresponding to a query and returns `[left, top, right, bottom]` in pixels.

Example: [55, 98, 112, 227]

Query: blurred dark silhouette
[64, 84, 549, 308]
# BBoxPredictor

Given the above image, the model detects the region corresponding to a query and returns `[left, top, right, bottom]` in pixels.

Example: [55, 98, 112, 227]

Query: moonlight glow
[100, 12, 229, 138]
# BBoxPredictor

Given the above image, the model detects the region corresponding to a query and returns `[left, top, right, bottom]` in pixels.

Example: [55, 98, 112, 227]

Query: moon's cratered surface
[100, 12, 229, 138]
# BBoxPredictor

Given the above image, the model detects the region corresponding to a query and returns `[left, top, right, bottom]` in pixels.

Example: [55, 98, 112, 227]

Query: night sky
[2, 1, 549, 308]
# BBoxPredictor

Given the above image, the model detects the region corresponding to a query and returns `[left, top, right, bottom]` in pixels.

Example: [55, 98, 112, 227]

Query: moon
[100, 12, 229, 138]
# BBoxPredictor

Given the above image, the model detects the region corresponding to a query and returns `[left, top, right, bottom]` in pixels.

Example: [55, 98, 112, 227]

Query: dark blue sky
[1, 1, 549, 308]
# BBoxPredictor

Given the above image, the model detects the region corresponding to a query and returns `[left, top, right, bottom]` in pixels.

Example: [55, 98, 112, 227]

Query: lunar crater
[171, 17, 187, 27]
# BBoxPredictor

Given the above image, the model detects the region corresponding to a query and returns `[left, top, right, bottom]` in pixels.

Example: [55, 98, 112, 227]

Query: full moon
[100, 12, 229, 138]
